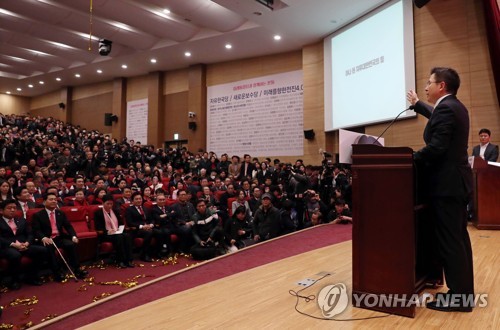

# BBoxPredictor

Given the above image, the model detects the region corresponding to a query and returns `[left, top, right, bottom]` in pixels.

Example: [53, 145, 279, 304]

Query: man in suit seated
[150, 193, 172, 256]
[168, 189, 195, 253]
[125, 191, 166, 261]
[31, 192, 88, 281]
[14, 186, 37, 219]
[472, 128, 499, 162]
[0, 199, 47, 289]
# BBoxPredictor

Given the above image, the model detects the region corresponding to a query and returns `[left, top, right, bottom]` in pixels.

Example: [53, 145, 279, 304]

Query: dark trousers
[0, 245, 47, 281]
[170, 225, 193, 253]
[47, 236, 81, 273]
[432, 196, 474, 295]
[103, 233, 133, 262]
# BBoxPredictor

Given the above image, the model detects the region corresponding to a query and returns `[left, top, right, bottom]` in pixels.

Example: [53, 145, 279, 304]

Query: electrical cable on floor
[288, 274, 392, 321]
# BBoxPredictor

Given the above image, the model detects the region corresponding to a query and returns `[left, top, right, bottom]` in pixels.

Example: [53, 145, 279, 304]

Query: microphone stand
[373, 106, 414, 145]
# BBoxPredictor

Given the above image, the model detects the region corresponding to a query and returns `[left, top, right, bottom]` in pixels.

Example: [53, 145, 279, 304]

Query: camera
[98, 39, 112, 56]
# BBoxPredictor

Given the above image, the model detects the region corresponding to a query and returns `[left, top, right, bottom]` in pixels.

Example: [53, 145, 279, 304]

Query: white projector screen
[324, 0, 416, 132]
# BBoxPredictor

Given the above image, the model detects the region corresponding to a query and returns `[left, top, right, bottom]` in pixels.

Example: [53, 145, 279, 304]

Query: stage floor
[82, 225, 499, 329]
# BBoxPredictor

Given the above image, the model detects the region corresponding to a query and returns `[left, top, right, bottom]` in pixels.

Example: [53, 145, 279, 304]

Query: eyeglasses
[426, 80, 441, 86]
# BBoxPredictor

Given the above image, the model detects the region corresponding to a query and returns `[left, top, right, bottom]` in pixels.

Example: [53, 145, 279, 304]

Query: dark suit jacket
[0, 217, 34, 247]
[16, 200, 37, 211]
[125, 205, 152, 229]
[472, 143, 499, 162]
[240, 162, 255, 179]
[31, 208, 77, 241]
[413, 96, 472, 198]
[150, 204, 171, 228]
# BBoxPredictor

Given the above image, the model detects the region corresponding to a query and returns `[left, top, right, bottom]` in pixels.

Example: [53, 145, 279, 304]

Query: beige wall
[3, 0, 497, 164]
[0, 94, 30, 115]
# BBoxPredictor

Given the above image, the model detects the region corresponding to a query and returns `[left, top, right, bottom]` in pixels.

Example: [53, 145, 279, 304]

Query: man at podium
[472, 128, 499, 162]
[407, 67, 474, 312]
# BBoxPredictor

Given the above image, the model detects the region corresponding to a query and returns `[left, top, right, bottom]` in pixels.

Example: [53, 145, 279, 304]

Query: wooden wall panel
[30, 91, 60, 110]
[206, 51, 302, 86]
[72, 93, 113, 133]
[126, 75, 148, 101]
[164, 69, 189, 95]
[72, 81, 113, 100]
[162, 92, 189, 143]
[302, 43, 325, 165]
[29, 105, 66, 122]
[0, 95, 30, 115]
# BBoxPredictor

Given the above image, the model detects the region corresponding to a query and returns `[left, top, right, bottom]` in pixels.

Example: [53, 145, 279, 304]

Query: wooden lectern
[471, 156, 500, 230]
[351, 144, 442, 318]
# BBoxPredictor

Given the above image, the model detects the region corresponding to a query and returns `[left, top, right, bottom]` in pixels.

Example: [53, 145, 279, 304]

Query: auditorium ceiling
[0, 0, 389, 97]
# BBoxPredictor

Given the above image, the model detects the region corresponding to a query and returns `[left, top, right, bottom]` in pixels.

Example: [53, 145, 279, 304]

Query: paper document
[111, 225, 125, 235]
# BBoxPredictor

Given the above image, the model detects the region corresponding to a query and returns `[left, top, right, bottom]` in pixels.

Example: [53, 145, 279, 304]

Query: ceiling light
[39, 81, 44, 85]
[97, 69, 103, 74]
[225, 44, 232, 49]
[274, 35, 281, 41]
[150, 58, 157, 63]
[121, 64, 128, 69]
[184, 52, 191, 57]
[17, 88, 22, 91]
[28, 84, 34, 88]
[75, 74, 81, 78]
[163, 9, 171, 14]
[56, 77, 61, 81]
[6, 91, 11, 94]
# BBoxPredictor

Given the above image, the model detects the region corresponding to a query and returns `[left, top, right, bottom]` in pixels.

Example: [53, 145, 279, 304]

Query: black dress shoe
[8, 281, 21, 290]
[127, 261, 135, 268]
[427, 297, 473, 312]
[118, 262, 127, 268]
[53, 273, 65, 282]
[29, 278, 43, 286]
[141, 255, 152, 262]
[75, 270, 88, 279]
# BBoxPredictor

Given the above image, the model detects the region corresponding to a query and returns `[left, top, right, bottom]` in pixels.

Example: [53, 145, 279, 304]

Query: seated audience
[31, 192, 88, 281]
[0, 199, 47, 289]
[94, 194, 134, 268]
[252, 193, 282, 242]
[190, 199, 225, 260]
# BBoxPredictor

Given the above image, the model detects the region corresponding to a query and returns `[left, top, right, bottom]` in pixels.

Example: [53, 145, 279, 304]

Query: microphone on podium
[373, 106, 415, 145]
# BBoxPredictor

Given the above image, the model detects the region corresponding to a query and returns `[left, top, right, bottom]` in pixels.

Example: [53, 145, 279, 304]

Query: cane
[51, 240, 79, 282]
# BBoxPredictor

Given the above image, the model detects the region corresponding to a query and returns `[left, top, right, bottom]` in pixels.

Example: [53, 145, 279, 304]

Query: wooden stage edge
[81, 224, 499, 329]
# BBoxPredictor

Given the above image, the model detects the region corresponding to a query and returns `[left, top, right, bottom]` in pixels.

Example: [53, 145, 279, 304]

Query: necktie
[23, 202, 29, 214]
[8, 219, 16, 235]
[49, 211, 59, 238]
[137, 207, 145, 221]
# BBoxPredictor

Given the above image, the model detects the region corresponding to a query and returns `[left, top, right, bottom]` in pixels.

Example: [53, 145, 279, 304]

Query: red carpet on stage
[1, 223, 351, 329]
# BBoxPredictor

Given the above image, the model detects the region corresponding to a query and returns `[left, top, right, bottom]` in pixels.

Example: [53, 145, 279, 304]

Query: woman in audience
[149, 175, 163, 194]
[0, 179, 13, 201]
[171, 181, 185, 200]
[68, 189, 90, 206]
[231, 189, 252, 221]
[94, 194, 134, 268]
[91, 187, 107, 205]
[142, 186, 154, 203]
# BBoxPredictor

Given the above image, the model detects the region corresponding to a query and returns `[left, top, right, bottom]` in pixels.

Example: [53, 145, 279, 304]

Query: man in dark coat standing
[407, 67, 474, 312]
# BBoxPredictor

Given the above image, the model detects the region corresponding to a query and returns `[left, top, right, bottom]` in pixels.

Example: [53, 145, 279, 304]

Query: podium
[351, 145, 442, 318]
[471, 157, 500, 230]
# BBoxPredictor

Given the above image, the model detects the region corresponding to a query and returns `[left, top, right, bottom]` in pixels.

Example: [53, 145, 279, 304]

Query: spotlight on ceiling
[98, 39, 112, 56]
